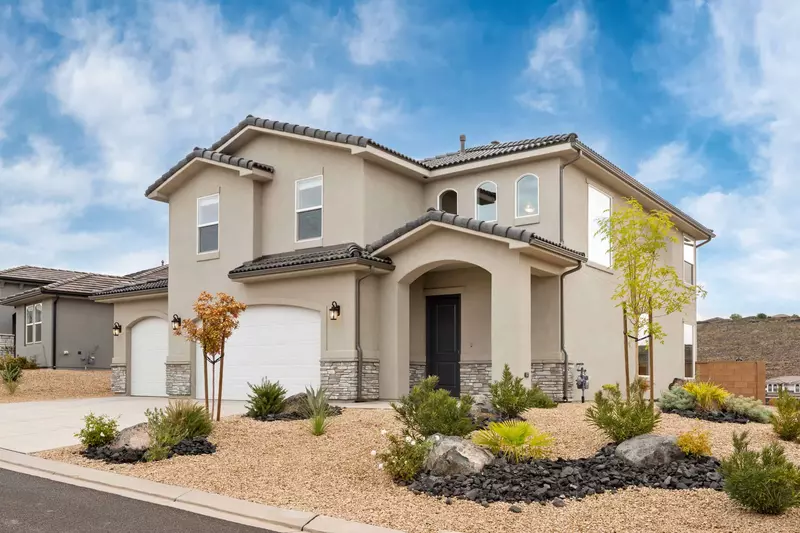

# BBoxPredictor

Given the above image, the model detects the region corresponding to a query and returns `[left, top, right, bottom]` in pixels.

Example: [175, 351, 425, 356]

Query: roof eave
[146, 157, 274, 201]
[228, 257, 394, 282]
[91, 287, 169, 302]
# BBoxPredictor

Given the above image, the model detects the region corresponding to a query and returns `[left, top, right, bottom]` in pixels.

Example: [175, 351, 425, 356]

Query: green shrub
[683, 381, 729, 412]
[724, 395, 771, 423]
[720, 431, 800, 514]
[730, 313, 742, 320]
[304, 386, 331, 436]
[376, 433, 432, 483]
[164, 399, 212, 438]
[0, 355, 37, 371]
[75, 413, 119, 448]
[676, 428, 711, 456]
[245, 378, 287, 418]
[472, 420, 553, 463]
[771, 389, 800, 441]
[144, 406, 185, 462]
[1, 364, 22, 394]
[657, 386, 696, 411]
[757, 313, 768, 319]
[391, 376, 474, 437]
[585, 380, 660, 443]
[489, 364, 556, 418]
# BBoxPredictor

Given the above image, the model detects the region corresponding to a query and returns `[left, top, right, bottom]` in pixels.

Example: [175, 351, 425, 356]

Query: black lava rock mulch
[247, 406, 344, 423]
[661, 408, 750, 424]
[408, 444, 723, 505]
[81, 437, 217, 464]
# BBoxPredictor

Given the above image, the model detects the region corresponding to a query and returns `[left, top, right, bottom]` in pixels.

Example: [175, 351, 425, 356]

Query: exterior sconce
[329, 301, 341, 321]
[171, 314, 182, 331]
[112, 322, 122, 337]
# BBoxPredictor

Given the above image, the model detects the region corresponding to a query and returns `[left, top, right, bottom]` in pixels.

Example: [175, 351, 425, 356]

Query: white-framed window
[475, 181, 497, 221]
[438, 189, 458, 214]
[767, 383, 779, 393]
[588, 185, 611, 267]
[515, 174, 539, 218]
[296, 175, 323, 241]
[684, 236, 695, 283]
[197, 194, 219, 254]
[684, 323, 695, 379]
[25, 303, 42, 345]
[637, 314, 649, 377]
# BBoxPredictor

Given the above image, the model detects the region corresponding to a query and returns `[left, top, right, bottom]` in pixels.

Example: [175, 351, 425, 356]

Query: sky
[0, 0, 797, 319]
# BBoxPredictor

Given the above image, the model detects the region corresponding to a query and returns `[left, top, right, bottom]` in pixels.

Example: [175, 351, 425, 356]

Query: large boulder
[615, 434, 685, 468]
[108, 423, 150, 450]
[281, 393, 307, 417]
[424, 435, 494, 476]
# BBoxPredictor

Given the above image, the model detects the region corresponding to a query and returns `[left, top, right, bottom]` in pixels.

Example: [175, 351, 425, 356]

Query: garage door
[196, 305, 321, 401]
[130, 317, 168, 397]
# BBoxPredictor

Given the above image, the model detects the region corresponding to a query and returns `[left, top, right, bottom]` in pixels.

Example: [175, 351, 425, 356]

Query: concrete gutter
[0, 448, 405, 533]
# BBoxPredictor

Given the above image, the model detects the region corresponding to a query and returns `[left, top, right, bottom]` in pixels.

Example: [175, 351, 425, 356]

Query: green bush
[489, 364, 556, 418]
[720, 431, 800, 514]
[245, 378, 287, 418]
[75, 413, 119, 448]
[657, 386, 696, 411]
[304, 386, 331, 436]
[676, 429, 711, 457]
[757, 313, 768, 319]
[144, 408, 184, 461]
[164, 399, 212, 438]
[376, 433, 432, 483]
[0, 355, 37, 371]
[472, 420, 553, 463]
[724, 395, 771, 423]
[771, 389, 800, 441]
[730, 313, 742, 320]
[391, 376, 474, 437]
[1, 364, 22, 394]
[683, 381, 729, 412]
[585, 381, 660, 443]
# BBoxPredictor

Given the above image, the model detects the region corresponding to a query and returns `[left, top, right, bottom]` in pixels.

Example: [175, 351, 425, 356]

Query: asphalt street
[0, 468, 281, 533]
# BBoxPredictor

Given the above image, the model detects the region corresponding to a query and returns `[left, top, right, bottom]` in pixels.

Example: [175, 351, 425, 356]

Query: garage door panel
[131, 317, 168, 397]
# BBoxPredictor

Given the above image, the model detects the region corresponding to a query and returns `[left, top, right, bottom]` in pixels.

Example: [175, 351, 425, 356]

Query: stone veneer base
[531, 361, 575, 401]
[320, 360, 379, 401]
[111, 365, 127, 394]
[166, 363, 191, 396]
[460, 362, 492, 396]
[409, 362, 427, 391]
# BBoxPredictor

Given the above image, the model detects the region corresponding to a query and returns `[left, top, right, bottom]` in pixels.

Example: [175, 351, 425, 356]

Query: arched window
[438, 189, 458, 214]
[516, 174, 539, 218]
[475, 181, 497, 221]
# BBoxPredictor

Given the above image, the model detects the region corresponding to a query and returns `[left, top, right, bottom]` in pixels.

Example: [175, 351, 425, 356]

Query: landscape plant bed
[80, 436, 216, 464]
[248, 405, 343, 422]
[660, 408, 751, 424]
[409, 443, 722, 505]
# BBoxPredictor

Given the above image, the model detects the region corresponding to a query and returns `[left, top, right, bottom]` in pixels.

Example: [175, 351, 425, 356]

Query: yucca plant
[472, 420, 553, 463]
[1, 364, 22, 394]
[683, 381, 729, 412]
[304, 386, 331, 436]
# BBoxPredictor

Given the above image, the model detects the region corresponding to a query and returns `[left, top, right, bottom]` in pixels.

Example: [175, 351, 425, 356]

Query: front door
[426, 294, 461, 396]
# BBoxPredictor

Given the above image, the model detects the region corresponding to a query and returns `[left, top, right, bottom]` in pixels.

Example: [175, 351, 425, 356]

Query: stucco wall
[14, 298, 53, 367]
[54, 299, 114, 369]
[364, 161, 425, 244]
[109, 296, 169, 367]
[0, 281, 36, 336]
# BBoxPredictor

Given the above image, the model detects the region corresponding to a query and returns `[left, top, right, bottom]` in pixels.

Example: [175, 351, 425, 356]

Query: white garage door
[130, 317, 168, 397]
[196, 305, 321, 401]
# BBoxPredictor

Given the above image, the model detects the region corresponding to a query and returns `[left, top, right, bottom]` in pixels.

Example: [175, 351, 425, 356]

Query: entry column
[490, 258, 532, 382]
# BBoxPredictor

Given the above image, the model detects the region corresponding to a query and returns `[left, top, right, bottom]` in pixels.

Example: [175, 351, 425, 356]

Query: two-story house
[93, 116, 714, 401]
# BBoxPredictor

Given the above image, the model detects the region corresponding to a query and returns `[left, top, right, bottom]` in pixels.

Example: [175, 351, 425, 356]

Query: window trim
[25, 302, 42, 345]
[514, 174, 540, 219]
[587, 184, 612, 268]
[683, 235, 696, 284]
[474, 180, 498, 222]
[683, 322, 695, 380]
[196, 193, 220, 255]
[295, 175, 324, 243]
[437, 188, 458, 214]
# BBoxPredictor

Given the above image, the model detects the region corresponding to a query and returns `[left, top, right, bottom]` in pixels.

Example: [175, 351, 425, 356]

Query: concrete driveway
[0, 397, 247, 453]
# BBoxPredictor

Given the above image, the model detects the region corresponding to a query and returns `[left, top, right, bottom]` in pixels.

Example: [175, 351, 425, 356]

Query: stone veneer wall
[320, 360, 380, 400]
[409, 362, 427, 390]
[166, 363, 191, 396]
[460, 362, 492, 396]
[0, 334, 14, 356]
[532, 361, 575, 401]
[111, 365, 127, 394]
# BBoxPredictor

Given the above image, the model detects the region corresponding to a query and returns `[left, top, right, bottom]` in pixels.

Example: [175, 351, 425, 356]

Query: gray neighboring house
[0, 265, 167, 369]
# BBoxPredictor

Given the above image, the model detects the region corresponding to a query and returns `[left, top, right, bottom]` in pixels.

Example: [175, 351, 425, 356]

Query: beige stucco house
[93, 116, 714, 402]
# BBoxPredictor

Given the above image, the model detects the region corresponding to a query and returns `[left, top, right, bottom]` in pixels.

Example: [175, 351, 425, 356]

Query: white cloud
[635, 141, 705, 186]
[347, 0, 404, 66]
[18, 0, 46, 24]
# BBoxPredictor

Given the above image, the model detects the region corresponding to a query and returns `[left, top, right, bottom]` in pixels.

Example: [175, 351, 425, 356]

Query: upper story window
[684, 323, 695, 378]
[475, 181, 497, 221]
[683, 236, 695, 283]
[588, 185, 611, 267]
[296, 176, 323, 241]
[438, 189, 458, 214]
[515, 174, 539, 218]
[25, 303, 42, 344]
[197, 194, 219, 254]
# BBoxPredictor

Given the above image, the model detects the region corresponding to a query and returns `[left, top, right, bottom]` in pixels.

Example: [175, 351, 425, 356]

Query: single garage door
[196, 305, 321, 401]
[130, 317, 168, 397]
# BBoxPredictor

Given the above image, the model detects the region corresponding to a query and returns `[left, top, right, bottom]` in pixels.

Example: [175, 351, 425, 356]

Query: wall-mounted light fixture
[171, 314, 182, 331]
[112, 322, 122, 337]
[329, 301, 341, 321]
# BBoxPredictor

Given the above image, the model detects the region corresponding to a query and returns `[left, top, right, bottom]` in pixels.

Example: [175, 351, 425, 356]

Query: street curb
[0, 448, 405, 533]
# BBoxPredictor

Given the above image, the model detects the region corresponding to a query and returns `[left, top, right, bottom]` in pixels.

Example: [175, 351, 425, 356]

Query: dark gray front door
[426, 294, 461, 396]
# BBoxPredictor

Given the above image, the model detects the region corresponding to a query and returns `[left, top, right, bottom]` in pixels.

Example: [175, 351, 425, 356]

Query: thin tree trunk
[202, 345, 209, 414]
[210, 363, 216, 421]
[648, 305, 655, 406]
[216, 341, 225, 422]
[622, 304, 630, 399]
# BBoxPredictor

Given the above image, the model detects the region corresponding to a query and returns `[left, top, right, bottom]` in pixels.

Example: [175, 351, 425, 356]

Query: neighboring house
[0, 265, 167, 369]
[98, 116, 714, 402]
[766, 376, 800, 400]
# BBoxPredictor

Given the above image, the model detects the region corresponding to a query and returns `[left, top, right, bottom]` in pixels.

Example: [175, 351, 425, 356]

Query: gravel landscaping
[81, 436, 217, 464]
[38, 403, 800, 533]
[0, 369, 111, 403]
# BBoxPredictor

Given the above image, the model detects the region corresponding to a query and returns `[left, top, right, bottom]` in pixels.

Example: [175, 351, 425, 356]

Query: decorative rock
[615, 435, 685, 468]
[662, 408, 750, 424]
[108, 423, 150, 450]
[424, 435, 495, 476]
[509, 505, 522, 513]
[282, 393, 308, 416]
[552, 498, 566, 508]
[668, 378, 686, 390]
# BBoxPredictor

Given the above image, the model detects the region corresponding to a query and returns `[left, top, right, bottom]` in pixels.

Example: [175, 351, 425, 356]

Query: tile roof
[767, 376, 800, 384]
[420, 134, 577, 169]
[126, 264, 169, 281]
[229, 243, 393, 278]
[92, 278, 169, 298]
[366, 209, 587, 262]
[145, 148, 274, 197]
[0, 265, 97, 284]
[0, 272, 133, 305]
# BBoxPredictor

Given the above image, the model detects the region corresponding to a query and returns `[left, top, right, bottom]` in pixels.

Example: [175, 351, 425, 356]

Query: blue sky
[0, 0, 796, 318]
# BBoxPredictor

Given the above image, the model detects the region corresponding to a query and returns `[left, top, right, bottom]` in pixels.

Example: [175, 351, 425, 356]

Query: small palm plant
[472, 420, 553, 463]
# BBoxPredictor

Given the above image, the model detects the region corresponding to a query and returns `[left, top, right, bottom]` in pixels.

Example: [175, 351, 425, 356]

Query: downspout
[355, 267, 374, 402]
[559, 147, 583, 244]
[51, 296, 60, 370]
[560, 262, 582, 401]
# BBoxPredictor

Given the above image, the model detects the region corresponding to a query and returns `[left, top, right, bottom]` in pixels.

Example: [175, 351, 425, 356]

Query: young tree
[596, 198, 705, 403]
[174, 292, 246, 420]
